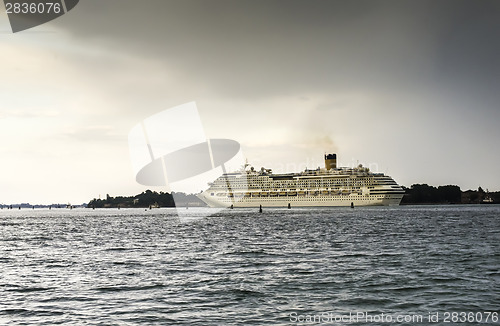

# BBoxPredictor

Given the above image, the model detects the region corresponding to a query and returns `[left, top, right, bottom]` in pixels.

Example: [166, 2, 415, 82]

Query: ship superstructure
[197, 154, 404, 207]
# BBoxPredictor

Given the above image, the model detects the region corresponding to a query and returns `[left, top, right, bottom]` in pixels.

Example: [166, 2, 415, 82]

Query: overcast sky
[1, 0, 499, 204]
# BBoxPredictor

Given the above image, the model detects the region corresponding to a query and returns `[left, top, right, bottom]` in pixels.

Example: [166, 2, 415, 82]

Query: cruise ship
[197, 154, 404, 207]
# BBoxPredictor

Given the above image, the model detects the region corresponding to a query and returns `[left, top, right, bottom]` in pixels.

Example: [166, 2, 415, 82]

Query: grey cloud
[433, 2, 500, 97]
[48, 0, 497, 101]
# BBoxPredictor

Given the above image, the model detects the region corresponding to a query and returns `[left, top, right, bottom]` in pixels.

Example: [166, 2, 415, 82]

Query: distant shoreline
[1, 184, 497, 209]
[1, 203, 498, 210]
[83, 184, 500, 207]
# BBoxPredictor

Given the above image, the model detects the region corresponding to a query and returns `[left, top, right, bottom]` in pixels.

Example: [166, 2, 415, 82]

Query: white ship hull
[198, 192, 403, 208]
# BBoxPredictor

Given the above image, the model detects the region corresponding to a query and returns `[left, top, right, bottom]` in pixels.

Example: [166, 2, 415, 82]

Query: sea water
[1, 205, 499, 325]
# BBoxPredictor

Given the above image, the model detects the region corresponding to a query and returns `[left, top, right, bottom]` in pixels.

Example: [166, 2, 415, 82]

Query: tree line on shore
[87, 185, 499, 208]
[401, 184, 499, 204]
[87, 190, 203, 208]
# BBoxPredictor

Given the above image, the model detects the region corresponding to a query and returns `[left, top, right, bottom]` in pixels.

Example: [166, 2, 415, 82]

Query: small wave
[38, 295, 95, 303]
[0, 308, 64, 317]
[387, 301, 423, 310]
[336, 252, 371, 258]
[337, 296, 394, 306]
[105, 247, 135, 251]
[224, 249, 266, 255]
[6, 286, 53, 293]
[230, 288, 266, 297]
[94, 284, 165, 293]
[1, 308, 31, 315]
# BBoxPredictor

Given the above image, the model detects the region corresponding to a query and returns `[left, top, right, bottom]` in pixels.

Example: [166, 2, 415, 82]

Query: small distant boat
[481, 196, 494, 204]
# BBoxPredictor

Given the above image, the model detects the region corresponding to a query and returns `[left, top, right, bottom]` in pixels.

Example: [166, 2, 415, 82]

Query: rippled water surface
[1, 205, 499, 325]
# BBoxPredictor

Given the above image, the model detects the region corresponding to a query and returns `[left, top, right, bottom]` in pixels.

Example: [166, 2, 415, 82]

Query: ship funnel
[325, 153, 337, 170]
